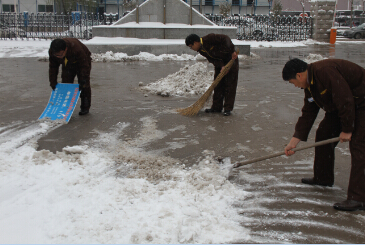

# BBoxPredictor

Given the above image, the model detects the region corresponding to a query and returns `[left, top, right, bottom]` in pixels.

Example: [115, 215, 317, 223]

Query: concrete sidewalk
[1, 42, 365, 243]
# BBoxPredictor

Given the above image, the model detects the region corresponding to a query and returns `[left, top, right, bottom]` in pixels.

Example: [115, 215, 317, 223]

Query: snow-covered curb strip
[93, 22, 236, 29]
[86, 37, 317, 48]
[91, 51, 196, 62]
[0, 37, 332, 58]
[37, 51, 259, 63]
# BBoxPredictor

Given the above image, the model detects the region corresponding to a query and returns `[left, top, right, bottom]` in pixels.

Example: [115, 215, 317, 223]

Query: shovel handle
[233, 137, 340, 169]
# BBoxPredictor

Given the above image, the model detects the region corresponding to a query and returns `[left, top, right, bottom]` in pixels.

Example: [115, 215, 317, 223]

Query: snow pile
[304, 53, 327, 63]
[141, 62, 214, 97]
[39, 50, 259, 64]
[0, 120, 250, 243]
[91, 51, 196, 62]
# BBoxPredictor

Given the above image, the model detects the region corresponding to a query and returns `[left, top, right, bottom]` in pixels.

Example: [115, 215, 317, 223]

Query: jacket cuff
[293, 131, 308, 142]
[341, 125, 354, 133]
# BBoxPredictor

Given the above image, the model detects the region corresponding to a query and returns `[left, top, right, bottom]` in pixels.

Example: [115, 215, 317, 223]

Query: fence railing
[208, 14, 313, 41]
[1, 13, 312, 42]
[0, 13, 119, 40]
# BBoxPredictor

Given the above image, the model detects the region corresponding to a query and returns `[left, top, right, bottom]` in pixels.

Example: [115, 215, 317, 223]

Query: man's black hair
[282, 58, 308, 81]
[50, 39, 67, 53]
[185, 34, 200, 46]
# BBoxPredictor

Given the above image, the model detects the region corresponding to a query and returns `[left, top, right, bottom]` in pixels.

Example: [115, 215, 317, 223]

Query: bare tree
[79, 0, 97, 12]
[296, 0, 309, 21]
[54, 0, 97, 14]
[219, 1, 232, 18]
[271, 0, 282, 17]
[123, 0, 138, 11]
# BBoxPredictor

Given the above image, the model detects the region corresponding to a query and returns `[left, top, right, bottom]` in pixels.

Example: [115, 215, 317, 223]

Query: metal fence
[1, 12, 312, 42]
[0, 13, 119, 40]
[208, 14, 313, 41]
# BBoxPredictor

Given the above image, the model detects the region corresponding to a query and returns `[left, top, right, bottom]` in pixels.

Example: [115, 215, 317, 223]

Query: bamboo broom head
[177, 49, 239, 116]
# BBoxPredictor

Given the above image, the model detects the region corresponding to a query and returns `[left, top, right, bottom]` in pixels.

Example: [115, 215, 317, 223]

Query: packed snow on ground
[140, 62, 214, 97]
[0, 38, 362, 244]
[0, 120, 251, 243]
[139, 52, 323, 98]
[304, 53, 327, 63]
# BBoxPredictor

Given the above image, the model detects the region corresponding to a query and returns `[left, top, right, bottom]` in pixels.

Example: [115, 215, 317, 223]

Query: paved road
[1, 42, 365, 243]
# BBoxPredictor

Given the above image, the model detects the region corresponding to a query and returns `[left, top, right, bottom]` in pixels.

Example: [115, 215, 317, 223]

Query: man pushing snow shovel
[282, 58, 365, 211]
[49, 38, 92, 116]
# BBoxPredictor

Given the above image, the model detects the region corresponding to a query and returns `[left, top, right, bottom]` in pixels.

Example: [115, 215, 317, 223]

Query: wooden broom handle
[213, 49, 239, 85]
[233, 137, 340, 169]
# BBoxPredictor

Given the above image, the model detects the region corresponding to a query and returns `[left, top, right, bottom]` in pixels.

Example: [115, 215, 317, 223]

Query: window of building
[247, 0, 253, 6]
[3, 4, 16, 12]
[232, 0, 240, 6]
[205, 0, 213, 6]
[38, 5, 54, 12]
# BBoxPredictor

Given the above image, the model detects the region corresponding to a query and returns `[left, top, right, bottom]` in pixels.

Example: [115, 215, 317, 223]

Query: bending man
[185, 33, 238, 116]
[49, 38, 92, 115]
[282, 58, 365, 211]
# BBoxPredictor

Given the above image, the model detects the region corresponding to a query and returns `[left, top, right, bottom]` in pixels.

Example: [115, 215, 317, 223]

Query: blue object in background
[39, 83, 80, 123]
[23, 12, 29, 27]
[72, 11, 81, 25]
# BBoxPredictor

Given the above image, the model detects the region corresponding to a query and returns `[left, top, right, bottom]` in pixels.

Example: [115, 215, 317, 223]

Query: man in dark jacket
[49, 38, 92, 115]
[185, 33, 238, 116]
[282, 58, 365, 211]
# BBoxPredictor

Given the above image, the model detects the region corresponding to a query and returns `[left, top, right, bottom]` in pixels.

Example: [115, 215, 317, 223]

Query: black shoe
[301, 177, 333, 187]
[223, 110, 231, 116]
[79, 109, 89, 115]
[205, 108, 222, 113]
[333, 200, 365, 211]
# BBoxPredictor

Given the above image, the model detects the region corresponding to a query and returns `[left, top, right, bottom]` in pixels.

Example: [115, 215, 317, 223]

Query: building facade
[0, 0, 96, 14]
[0, 0, 55, 13]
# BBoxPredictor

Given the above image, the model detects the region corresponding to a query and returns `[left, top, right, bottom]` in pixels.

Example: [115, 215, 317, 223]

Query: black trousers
[314, 109, 365, 202]
[211, 59, 239, 112]
[61, 61, 91, 110]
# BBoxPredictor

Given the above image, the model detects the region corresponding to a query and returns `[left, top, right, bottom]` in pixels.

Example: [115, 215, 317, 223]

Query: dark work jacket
[294, 59, 365, 141]
[198, 33, 236, 69]
[49, 38, 91, 87]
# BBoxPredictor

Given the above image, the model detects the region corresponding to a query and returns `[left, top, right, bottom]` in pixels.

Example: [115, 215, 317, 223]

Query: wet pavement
[1, 41, 365, 243]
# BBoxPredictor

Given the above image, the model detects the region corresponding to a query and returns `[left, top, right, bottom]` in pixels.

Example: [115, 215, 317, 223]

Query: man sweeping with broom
[185, 34, 238, 116]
